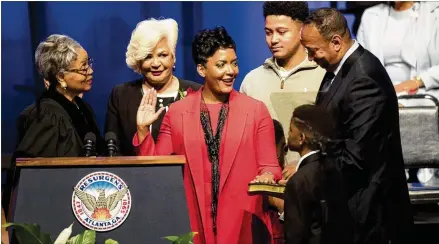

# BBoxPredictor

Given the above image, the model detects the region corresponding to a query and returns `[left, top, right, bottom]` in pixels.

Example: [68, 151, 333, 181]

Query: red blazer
[133, 89, 282, 244]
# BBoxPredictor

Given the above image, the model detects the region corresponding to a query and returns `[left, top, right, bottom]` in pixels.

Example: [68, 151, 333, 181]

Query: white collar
[333, 40, 360, 77]
[296, 150, 320, 171]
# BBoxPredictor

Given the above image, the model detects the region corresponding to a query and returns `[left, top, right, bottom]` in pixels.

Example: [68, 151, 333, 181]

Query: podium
[10, 156, 191, 243]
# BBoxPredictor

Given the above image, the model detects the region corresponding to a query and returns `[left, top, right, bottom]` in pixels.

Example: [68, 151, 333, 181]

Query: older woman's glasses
[66, 58, 94, 75]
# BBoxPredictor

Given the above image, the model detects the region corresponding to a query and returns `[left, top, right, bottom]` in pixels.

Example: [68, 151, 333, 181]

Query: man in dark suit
[300, 8, 413, 244]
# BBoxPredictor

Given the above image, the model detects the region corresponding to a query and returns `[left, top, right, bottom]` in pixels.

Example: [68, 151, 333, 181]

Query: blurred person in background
[357, 1, 439, 106]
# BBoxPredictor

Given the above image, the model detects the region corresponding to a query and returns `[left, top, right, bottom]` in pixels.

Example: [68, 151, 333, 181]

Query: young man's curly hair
[263, 1, 309, 22]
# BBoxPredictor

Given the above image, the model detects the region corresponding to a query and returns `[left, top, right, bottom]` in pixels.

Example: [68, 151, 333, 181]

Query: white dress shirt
[295, 150, 321, 171]
[321, 40, 359, 92]
[330, 40, 360, 84]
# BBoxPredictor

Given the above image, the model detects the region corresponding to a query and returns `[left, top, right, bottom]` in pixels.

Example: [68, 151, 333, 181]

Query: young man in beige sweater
[240, 1, 325, 174]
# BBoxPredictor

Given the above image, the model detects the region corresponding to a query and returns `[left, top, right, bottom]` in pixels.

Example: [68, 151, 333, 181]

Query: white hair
[35, 34, 83, 79]
[126, 18, 178, 74]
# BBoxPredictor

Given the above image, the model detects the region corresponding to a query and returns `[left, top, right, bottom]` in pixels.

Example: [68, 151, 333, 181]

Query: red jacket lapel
[220, 90, 247, 193]
[182, 90, 207, 230]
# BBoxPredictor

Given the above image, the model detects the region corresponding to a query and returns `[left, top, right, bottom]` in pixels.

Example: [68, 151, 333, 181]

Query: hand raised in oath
[136, 88, 166, 140]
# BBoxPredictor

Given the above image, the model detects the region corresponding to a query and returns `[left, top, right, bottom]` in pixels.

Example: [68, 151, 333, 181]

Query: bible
[248, 183, 285, 198]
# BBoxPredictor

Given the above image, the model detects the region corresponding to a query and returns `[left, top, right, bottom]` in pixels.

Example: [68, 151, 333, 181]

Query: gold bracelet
[414, 76, 423, 89]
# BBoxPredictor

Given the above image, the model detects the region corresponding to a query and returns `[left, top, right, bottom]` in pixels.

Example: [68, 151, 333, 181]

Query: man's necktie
[316, 72, 335, 104]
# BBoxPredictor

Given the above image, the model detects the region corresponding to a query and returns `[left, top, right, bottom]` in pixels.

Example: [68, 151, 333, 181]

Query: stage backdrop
[1, 1, 354, 153]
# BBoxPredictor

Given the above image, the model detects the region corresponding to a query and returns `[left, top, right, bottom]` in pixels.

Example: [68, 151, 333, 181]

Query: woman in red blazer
[133, 26, 282, 244]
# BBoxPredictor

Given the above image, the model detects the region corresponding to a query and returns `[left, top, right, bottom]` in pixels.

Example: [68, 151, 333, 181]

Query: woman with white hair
[14, 34, 104, 158]
[105, 18, 200, 156]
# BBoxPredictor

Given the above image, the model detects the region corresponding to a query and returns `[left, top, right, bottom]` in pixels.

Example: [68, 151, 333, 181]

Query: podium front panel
[13, 165, 191, 243]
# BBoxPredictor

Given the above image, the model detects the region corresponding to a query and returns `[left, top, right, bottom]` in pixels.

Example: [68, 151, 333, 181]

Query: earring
[61, 84, 67, 90]
[173, 65, 176, 71]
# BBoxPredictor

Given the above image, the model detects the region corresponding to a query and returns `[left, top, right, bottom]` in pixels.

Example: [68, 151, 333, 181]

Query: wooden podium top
[15, 155, 186, 167]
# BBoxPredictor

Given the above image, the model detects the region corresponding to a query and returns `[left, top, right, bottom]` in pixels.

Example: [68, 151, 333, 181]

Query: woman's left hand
[250, 172, 275, 184]
[394, 79, 421, 94]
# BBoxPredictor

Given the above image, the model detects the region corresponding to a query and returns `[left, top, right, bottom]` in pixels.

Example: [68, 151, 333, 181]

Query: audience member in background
[105, 18, 200, 156]
[357, 1, 439, 106]
[344, 1, 383, 36]
[301, 8, 412, 244]
[240, 1, 325, 180]
[14, 34, 104, 158]
[267, 119, 287, 244]
[283, 104, 352, 244]
[134, 26, 281, 244]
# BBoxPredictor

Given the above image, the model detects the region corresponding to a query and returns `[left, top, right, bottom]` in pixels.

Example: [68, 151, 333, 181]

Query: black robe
[105, 78, 201, 156]
[14, 90, 104, 159]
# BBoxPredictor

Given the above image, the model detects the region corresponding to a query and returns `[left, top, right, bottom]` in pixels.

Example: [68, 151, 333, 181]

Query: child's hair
[272, 119, 285, 145]
[291, 104, 335, 153]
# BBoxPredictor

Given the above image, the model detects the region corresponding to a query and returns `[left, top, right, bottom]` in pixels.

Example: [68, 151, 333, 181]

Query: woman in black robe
[14, 34, 104, 158]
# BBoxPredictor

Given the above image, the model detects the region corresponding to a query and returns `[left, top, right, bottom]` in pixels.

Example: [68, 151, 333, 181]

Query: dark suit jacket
[284, 152, 353, 244]
[316, 45, 413, 244]
[105, 78, 201, 156]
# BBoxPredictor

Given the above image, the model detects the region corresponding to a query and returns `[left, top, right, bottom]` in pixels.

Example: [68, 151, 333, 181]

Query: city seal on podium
[72, 171, 131, 232]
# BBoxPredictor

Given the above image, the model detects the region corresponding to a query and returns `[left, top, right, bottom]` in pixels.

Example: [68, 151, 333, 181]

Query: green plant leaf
[3, 222, 53, 244]
[67, 230, 95, 244]
[178, 232, 197, 244]
[162, 236, 179, 242]
[163, 232, 197, 244]
[104, 239, 119, 244]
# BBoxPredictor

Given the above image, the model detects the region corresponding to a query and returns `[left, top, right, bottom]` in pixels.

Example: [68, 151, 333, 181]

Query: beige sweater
[240, 57, 325, 164]
[240, 57, 325, 120]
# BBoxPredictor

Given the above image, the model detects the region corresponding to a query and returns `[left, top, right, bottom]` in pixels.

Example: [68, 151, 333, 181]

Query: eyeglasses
[66, 58, 94, 75]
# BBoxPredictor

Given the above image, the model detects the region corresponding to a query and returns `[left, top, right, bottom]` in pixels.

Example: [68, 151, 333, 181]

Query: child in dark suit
[283, 105, 353, 244]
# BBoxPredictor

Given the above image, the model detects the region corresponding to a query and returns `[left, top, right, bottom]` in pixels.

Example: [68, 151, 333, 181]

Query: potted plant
[2, 222, 118, 244]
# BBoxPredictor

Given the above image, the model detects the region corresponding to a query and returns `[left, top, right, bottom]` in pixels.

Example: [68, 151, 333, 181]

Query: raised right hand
[136, 88, 166, 130]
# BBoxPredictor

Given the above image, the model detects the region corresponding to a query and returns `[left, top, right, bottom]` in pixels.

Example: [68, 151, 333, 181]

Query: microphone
[84, 132, 96, 157]
[105, 132, 118, 157]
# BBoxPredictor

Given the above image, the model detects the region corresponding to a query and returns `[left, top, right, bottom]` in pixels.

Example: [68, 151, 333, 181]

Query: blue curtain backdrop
[1, 1, 354, 153]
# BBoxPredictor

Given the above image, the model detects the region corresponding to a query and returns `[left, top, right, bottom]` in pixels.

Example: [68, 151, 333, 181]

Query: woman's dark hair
[291, 104, 335, 153]
[272, 119, 285, 145]
[192, 26, 236, 66]
[263, 1, 309, 22]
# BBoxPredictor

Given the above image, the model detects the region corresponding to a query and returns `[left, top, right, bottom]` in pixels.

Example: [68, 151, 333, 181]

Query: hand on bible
[136, 88, 166, 130]
[250, 172, 276, 184]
